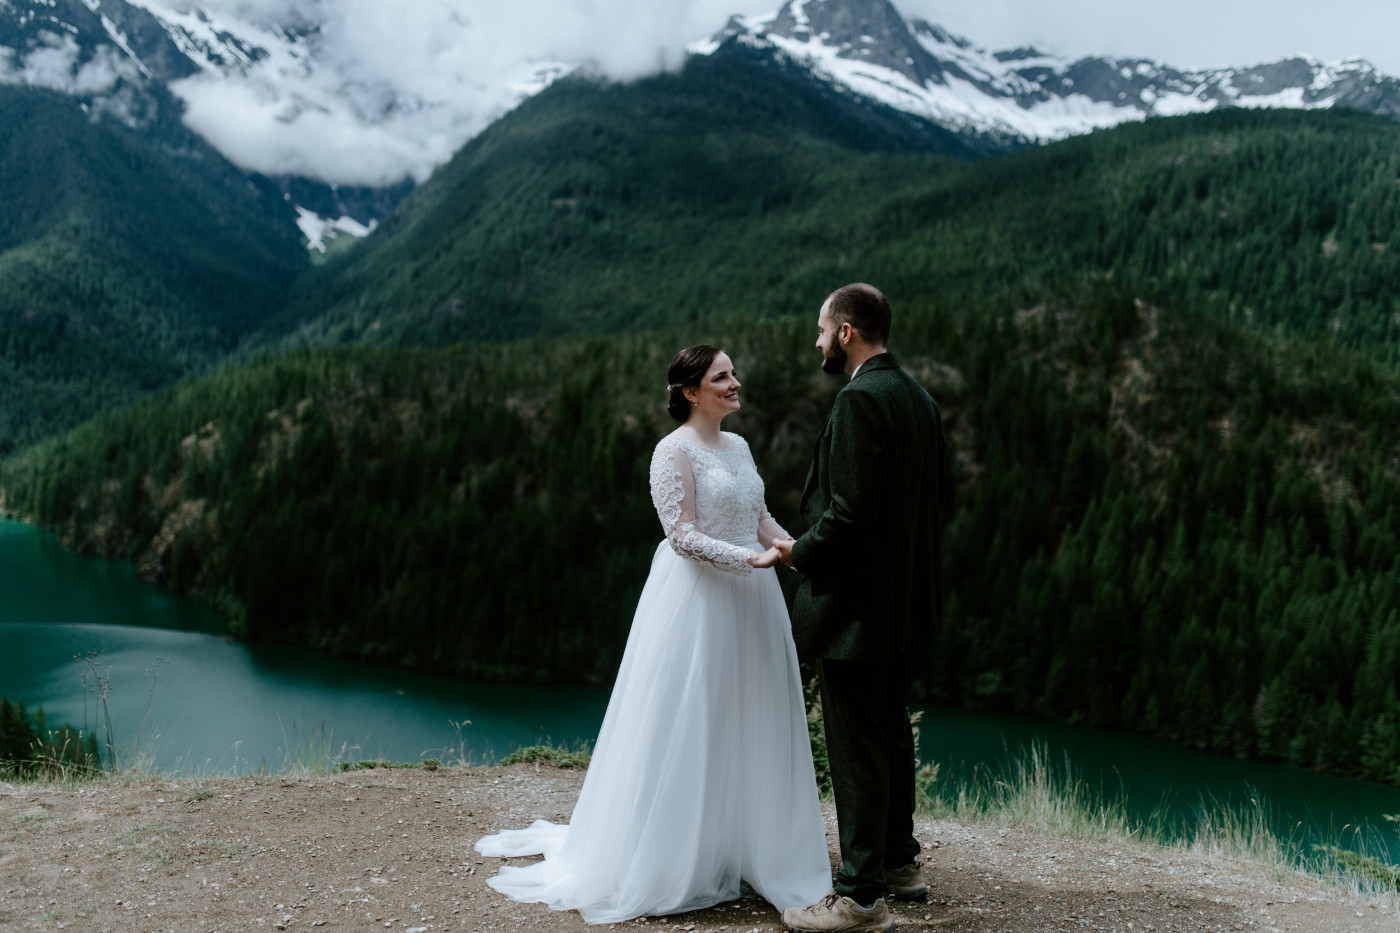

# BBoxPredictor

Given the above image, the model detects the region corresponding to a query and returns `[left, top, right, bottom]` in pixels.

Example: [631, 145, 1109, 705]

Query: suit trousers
[818, 655, 922, 906]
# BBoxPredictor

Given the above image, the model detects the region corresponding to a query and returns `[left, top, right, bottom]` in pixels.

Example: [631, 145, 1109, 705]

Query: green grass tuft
[498, 741, 592, 770]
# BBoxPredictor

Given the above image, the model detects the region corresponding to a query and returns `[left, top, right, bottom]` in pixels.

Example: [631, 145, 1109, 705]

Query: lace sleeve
[734, 435, 790, 548]
[756, 502, 789, 551]
[649, 440, 754, 575]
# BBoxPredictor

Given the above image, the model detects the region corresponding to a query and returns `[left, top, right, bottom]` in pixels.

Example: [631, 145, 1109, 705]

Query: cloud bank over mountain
[8, 0, 1397, 188]
[0, 30, 150, 127]
[0, 32, 139, 94]
[139, 0, 749, 186]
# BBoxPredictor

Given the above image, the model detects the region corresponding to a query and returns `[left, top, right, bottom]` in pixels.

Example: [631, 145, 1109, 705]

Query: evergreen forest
[3, 282, 1399, 785]
[0, 86, 307, 455]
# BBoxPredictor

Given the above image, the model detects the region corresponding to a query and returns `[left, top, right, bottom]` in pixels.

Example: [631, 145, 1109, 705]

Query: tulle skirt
[475, 540, 831, 924]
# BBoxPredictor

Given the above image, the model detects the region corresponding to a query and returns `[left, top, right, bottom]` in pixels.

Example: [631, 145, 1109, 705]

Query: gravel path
[1, 763, 1394, 932]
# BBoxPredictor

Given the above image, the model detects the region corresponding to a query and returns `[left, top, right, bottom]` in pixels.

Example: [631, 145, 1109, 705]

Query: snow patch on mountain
[295, 206, 375, 254]
[80, 0, 153, 77]
[745, 26, 1130, 140]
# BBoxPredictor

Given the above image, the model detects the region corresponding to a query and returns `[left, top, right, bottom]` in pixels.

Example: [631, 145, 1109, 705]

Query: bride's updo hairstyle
[666, 344, 722, 422]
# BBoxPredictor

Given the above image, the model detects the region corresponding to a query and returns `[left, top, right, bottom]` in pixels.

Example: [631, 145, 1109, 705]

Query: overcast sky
[114, 0, 1400, 187]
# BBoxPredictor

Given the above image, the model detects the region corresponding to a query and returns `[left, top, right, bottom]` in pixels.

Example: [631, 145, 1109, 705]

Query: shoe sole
[887, 884, 927, 901]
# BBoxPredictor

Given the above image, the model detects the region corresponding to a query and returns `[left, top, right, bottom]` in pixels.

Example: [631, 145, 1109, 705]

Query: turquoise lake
[3, 516, 1397, 864]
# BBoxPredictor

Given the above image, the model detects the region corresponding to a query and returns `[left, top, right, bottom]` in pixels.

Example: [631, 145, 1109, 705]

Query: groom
[776, 283, 951, 933]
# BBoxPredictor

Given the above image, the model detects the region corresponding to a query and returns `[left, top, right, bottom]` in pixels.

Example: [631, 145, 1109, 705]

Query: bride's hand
[749, 546, 782, 569]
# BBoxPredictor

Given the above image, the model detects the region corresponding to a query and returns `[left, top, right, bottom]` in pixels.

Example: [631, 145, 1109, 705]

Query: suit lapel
[799, 421, 825, 513]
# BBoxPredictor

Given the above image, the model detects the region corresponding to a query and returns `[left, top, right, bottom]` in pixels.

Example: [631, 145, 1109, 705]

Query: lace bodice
[648, 431, 789, 574]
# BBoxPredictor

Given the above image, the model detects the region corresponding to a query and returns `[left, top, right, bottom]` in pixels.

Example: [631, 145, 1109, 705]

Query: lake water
[3, 517, 1398, 864]
[0, 518, 608, 770]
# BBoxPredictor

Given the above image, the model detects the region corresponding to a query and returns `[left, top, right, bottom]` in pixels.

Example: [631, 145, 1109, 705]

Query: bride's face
[687, 352, 742, 418]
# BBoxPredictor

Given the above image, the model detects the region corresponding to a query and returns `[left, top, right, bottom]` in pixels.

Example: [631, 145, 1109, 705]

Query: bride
[475, 345, 831, 924]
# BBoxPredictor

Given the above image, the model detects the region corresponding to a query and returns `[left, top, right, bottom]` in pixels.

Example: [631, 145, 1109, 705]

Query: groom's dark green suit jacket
[790, 353, 951, 660]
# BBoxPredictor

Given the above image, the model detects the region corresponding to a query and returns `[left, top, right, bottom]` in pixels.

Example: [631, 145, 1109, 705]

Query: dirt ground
[1, 763, 1395, 933]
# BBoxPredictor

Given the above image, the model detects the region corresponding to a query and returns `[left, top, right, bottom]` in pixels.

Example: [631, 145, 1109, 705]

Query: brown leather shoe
[882, 862, 927, 900]
[781, 892, 895, 932]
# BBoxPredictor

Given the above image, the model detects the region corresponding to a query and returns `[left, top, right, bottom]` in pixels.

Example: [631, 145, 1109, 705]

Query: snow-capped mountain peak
[696, 0, 1400, 145]
[6, 0, 1400, 250]
[134, 0, 316, 79]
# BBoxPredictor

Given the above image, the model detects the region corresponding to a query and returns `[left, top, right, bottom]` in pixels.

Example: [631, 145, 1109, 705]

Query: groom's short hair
[826, 283, 891, 347]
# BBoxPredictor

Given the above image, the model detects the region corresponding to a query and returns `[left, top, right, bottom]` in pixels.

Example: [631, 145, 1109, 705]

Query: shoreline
[1, 763, 1396, 932]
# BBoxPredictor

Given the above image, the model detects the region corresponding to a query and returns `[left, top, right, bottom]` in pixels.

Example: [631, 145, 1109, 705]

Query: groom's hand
[774, 537, 794, 568]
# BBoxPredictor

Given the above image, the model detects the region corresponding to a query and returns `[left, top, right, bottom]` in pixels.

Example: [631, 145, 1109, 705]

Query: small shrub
[498, 741, 591, 769]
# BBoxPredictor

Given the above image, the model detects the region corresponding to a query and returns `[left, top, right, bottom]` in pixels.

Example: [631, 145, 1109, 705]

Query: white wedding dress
[475, 430, 831, 924]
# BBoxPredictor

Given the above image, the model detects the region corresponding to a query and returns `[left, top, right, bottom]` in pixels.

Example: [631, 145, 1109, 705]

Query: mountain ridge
[697, 0, 1400, 147]
[247, 52, 988, 350]
[7, 0, 1400, 235]
[0, 0, 417, 234]
[254, 86, 1400, 363]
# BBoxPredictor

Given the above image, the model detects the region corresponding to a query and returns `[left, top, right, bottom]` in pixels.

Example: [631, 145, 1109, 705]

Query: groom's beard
[821, 342, 847, 375]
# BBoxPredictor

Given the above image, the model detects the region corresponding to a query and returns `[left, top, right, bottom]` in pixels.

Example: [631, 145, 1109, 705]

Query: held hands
[749, 537, 796, 570]
[749, 546, 783, 569]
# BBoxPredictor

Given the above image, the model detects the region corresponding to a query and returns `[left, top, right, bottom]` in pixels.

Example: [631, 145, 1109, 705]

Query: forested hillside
[260, 63, 1400, 364]
[254, 52, 984, 348]
[0, 86, 307, 455]
[4, 282, 1398, 785]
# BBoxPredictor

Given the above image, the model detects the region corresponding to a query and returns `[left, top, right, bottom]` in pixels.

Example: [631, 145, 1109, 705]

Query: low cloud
[0, 31, 143, 97]
[144, 0, 766, 187]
